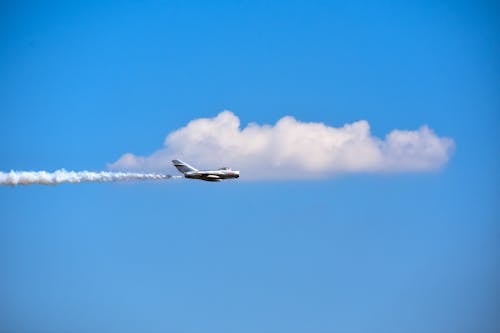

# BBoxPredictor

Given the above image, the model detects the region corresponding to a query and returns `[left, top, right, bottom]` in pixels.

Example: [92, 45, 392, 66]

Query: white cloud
[108, 111, 455, 179]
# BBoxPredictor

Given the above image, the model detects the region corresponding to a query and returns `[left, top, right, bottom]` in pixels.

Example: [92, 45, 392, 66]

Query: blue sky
[1, 1, 499, 332]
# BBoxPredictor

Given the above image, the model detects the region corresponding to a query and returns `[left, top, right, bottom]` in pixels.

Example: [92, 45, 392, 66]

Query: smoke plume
[0, 170, 177, 186]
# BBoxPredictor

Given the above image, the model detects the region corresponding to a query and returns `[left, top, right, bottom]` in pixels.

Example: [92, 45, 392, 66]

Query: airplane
[172, 159, 240, 182]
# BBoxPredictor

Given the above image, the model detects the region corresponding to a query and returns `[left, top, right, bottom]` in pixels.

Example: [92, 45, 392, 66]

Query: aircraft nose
[235, 172, 240, 178]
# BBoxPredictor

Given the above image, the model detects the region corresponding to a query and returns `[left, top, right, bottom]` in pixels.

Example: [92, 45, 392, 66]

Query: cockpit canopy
[218, 167, 231, 171]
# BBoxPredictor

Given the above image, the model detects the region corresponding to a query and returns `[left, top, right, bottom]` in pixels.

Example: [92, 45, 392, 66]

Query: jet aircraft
[172, 160, 240, 182]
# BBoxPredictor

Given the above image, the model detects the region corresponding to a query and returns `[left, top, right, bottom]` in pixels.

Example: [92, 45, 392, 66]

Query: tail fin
[172, 160, 198, 174]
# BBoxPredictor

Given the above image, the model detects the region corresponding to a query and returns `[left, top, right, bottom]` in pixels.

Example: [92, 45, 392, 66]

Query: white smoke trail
[0, 169, 180, 186]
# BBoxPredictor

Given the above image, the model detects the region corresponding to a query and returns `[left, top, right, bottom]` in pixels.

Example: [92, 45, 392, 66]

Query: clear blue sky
[1, 1, 499, 332]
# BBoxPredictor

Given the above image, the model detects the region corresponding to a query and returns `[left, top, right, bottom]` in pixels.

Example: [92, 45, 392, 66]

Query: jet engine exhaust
[0, 170, 180, 186]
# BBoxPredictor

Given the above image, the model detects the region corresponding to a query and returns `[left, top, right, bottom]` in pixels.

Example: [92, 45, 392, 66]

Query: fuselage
[183, 169, 240, 181]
